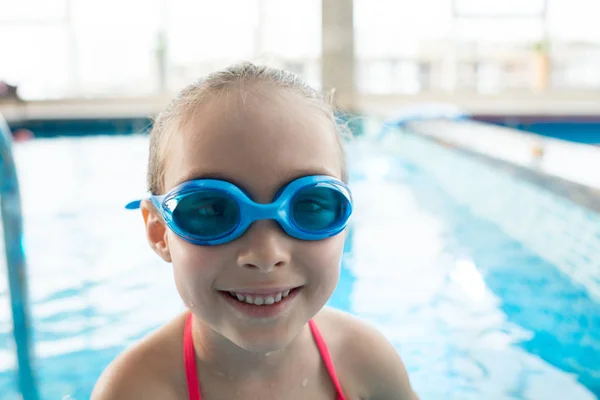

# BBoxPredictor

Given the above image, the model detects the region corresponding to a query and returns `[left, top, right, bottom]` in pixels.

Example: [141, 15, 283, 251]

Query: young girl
[92, 63, 418, 400]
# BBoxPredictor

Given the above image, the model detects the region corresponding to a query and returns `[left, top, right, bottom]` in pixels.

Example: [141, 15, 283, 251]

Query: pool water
[0, 131, 598, 399]
[507, 122, 600, 145]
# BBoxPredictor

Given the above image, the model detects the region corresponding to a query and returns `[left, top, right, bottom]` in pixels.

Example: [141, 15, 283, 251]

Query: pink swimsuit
[183, 313, 346, 400]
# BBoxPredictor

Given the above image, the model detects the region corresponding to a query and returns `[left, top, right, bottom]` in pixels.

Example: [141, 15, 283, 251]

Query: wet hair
[147, 62, 350, 195]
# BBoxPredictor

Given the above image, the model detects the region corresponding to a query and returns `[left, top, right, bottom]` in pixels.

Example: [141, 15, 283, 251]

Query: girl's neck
[190, 315, 312, 381]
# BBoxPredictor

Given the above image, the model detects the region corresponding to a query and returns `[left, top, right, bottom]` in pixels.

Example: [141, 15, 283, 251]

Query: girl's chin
[223, 323, 302, 354]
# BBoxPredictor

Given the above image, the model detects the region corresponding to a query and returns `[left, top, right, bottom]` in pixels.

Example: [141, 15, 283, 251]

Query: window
[548, 0, 600, 42]
[453, 0, 546, 17]
[0, 25, 70, 98]
[0, 0, 67, 21]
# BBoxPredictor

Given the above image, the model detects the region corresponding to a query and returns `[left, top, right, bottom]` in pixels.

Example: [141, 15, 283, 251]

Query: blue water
[491, 121, 600, 145]
[373, 158, 600, 396]
[0, 132, 598, 399]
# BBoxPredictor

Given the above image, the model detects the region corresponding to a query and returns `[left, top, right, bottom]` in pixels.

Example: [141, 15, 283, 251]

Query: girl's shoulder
[91, 312, 189, 400]
[313, 307, 419, 400]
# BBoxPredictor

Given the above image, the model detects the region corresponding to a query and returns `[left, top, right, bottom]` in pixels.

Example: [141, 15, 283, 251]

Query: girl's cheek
[169, 238, 223, 294]
[300, 235, 346, 277]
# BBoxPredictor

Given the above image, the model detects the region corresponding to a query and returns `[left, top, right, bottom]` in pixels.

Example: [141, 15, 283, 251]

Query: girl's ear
[140, 200, 172, 262]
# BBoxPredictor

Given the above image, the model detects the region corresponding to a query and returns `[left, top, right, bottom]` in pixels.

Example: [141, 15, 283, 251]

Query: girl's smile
[217, 285, 304, 320]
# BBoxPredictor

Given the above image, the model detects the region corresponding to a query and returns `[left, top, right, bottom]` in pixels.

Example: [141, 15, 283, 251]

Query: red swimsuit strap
[184, 313, 202, 400]
[308, 319, 347, 400]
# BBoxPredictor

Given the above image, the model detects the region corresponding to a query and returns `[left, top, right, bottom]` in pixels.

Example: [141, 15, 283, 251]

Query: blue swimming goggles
[126, 175, 353, 246]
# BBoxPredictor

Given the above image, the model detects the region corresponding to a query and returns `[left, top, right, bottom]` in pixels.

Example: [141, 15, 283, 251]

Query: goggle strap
[125, 200, 142, 210]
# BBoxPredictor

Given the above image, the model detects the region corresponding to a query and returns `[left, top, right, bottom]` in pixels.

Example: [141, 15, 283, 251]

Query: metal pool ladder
[0, 114, 39, 399]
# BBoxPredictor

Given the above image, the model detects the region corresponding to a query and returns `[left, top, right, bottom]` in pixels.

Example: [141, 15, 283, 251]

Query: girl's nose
[235, 220, 292, 272]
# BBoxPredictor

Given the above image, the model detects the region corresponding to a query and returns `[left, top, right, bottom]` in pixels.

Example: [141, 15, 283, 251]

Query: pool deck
[1, 91, 600, 122]
[356, 92, 600, 212]
[401, 120, 600, 212]
[1, 92, 599, 210]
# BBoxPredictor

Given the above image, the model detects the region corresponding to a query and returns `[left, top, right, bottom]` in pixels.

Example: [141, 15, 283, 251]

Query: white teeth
[228, 289, 293, 306]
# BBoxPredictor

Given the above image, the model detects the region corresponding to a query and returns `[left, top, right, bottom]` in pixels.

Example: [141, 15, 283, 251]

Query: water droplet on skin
[264, 349, 283, 357]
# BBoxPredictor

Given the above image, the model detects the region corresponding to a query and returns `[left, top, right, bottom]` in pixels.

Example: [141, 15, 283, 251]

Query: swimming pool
[475, 118, 600, 145]
[0, 126, 598, 399]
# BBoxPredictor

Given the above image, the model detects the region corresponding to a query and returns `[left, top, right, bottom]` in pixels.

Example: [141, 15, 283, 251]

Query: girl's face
[145, 88, 346, 352]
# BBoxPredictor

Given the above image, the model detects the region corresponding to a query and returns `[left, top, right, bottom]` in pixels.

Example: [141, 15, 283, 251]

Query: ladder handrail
[0, 113, 39, 400]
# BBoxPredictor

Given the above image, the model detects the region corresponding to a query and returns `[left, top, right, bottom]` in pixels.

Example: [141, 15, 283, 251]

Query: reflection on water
[346, 142, 598, 399]
[0, 134, 598, 399]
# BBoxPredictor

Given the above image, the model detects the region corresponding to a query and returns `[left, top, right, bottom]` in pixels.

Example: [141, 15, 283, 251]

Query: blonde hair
[147, 62, 350, 194]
